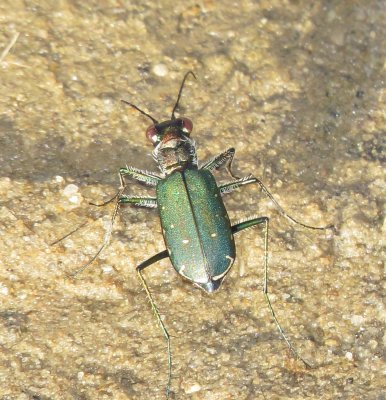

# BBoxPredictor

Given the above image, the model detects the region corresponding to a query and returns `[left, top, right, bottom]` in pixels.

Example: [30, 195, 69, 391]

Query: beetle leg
[232, 217, 312, 368]
[67, 186, 125, 277]
[120, 166, 161, 186]
[251, 176, 334, 231]
[68, 172, 159, 276]
[119, 195, 157, 208]
[89, 190, 121, 207]
[50, 221, 88, 246]
[218, 174, 256, 195]
[76, 195, 158, 276]
[200, 147, 240, 179]
[89, 170, 128, 207]
[136, 250, 173, 398]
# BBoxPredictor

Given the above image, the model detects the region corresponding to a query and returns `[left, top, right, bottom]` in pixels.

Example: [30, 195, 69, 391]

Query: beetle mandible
[77, 72, 332, 398]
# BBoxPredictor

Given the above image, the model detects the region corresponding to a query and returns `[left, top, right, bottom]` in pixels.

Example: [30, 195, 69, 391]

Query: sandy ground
[0, 1, 384, 399]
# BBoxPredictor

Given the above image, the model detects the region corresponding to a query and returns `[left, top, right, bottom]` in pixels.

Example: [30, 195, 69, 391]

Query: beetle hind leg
[136, 250, 173, 398]
[232, 217, 312, 368]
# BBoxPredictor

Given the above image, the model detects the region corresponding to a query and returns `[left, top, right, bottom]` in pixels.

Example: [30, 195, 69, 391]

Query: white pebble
[63, 184, 79, 197]
[0, 284, 9, 295]
[102, 265, 113, 274]
[351, 315, 365, 326]
[185, 383, 201, 394]
[153, 64, 168, 77]
[69, 194, 81, 205]
[54, 175, 64, 183]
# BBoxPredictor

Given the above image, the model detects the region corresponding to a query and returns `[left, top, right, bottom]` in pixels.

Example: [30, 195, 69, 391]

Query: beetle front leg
[232, 217, 312, 368]
[136, 250, 173, 398]
[200, 147, 239, 179]
[120, 166, 161, 186]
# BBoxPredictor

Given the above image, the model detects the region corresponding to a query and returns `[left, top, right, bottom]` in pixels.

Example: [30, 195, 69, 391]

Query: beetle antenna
[171, 71, 196, 120]
[121, 100, 159, 124]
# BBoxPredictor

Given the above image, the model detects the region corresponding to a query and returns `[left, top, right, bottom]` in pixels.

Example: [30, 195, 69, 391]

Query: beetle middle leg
[222, 174, 333, 231]
[69, 168, 159, 277]
[251, 176, 334, 231]
[136, 250, 173, 398]
[88, 165, 159, 208]
[119, 195, 157, 208]
[232, 217, 312, 367]
[218, 174, 256, 195]
[68, 195, 156, 277]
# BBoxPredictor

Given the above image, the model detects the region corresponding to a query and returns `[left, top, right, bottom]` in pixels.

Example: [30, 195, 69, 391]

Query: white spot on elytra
[170, 224, 174, 229]
[213, 255, 234, 280]
[182, 239, 189, 244]
[210, 233, 217, 238]
[179, 265, 186, 277]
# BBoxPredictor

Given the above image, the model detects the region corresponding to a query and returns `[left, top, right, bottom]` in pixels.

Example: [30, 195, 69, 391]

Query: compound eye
[146, 124, 159, 144]
[180, 118, 193, 134]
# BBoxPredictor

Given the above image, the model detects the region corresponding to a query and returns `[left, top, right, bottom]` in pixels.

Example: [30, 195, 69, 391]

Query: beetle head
[122, 71, 197, 175]
[150, 117, 197, 175]
[145, 117, 193, 146]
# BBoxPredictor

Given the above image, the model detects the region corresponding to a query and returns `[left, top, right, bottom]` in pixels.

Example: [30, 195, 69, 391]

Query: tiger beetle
[72, 71, 333, 398]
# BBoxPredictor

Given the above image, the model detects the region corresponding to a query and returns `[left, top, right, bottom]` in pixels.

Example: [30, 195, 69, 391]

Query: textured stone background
[0, 1, 384, 399]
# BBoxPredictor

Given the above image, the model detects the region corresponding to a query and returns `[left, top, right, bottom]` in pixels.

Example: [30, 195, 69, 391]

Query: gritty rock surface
[0, 1, 384, 399]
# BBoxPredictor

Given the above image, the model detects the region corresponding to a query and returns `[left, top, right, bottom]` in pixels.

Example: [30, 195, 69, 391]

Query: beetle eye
[146, 124, 159, 144]
[180, 118, 193, 134]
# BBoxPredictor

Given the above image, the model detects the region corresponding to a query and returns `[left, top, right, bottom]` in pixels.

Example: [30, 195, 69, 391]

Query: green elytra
[158, 169, 235, 292]
[72, 72, 333, 398]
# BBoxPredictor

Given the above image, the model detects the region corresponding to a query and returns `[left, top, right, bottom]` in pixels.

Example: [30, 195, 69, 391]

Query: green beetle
[82, 72, 332, 398]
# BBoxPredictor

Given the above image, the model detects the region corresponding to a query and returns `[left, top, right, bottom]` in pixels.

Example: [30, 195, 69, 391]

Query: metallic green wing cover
[157, 169, 235, 291]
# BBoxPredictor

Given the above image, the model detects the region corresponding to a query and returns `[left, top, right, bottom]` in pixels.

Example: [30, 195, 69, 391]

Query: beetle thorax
[153, 131, 197, 176]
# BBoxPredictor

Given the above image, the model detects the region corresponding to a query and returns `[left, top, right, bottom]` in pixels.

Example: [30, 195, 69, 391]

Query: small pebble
[54, 175, 64, 183]
[185, 383, 201, 394]
[351, 315, 365, 326]
[152, 63, 168, 77]
[63, 184, 79, 197]
[0, 284, 9, 295]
